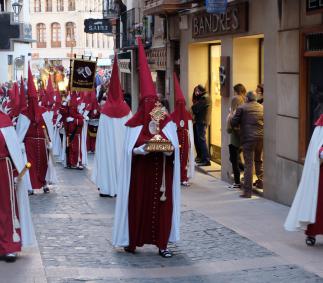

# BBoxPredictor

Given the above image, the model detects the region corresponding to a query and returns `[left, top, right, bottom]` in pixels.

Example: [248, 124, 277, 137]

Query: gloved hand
[62, 101, 68, 106]
[47, 142, 53, 150]
[85, 116, 90, 121]
[14, 177, 18, 185]
[320, 150, 323, 159]
[133, 144, 149, 155]
[163, 151, 173, 156]
[66, 117, 74, 122]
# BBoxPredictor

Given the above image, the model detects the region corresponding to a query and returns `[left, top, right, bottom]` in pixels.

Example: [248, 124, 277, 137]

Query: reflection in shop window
[309, 57, 323, 136]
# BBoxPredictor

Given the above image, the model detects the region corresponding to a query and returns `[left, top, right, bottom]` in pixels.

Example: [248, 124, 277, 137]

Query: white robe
[284, 126, 323, 231]
[15, 112, 58, 186]
[112, 121, 181, 247]
[1, 126, 36, 247]
[53, 114, 62, 158]
[91, 112, 132, 196]
[187, 120, 195, 180]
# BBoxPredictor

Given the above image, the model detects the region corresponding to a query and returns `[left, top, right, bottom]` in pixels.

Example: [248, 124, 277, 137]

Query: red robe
[87, 111, 100, 153]
[64, 112, 84, 167]
[24, 119, 48, 190]
[177, 128, 190, 182]
[306, 158, 323, 237]
[0, 132, 21, 255]
[128, 129, 174, 251]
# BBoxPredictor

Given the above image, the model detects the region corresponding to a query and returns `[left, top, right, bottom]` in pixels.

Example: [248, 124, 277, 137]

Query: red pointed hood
[0, 110, 13, 128]
[8, 82, 20, 118]
[86, 91, 100, 112]
[42, 76, 55, 109]
[101, 54, 130, 118]
[137, 37, 157, 100]
[170, 72, 192, 129]
[20, 76, 27, 111]
[126, 38, 170, 130]
[315, 114, 323, 126]
[24, 64, 46, 123]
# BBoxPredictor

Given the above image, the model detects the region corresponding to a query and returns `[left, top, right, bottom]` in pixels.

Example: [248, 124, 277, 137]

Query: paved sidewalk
[0, 155, 322, 283]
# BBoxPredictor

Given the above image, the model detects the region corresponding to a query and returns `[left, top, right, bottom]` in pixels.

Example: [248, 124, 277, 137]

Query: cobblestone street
[1, 156, 323, 283]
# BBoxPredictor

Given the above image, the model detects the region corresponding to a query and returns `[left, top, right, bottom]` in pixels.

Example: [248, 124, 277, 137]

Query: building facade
[121, 0, 323, 206]
[30, 0, 114, 76]
[0, 0, 33, 83]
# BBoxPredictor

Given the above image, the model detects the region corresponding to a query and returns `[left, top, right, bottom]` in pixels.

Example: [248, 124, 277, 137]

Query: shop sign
[306, 0, 323, 14]
[84, 18, 112, 34]
[70, 59, 97, 91]
[192, 2, 248, 38]
[206, 0, 227, 14]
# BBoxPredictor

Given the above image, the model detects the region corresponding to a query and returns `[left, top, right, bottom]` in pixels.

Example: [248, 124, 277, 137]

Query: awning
[97, 58, 111, 66]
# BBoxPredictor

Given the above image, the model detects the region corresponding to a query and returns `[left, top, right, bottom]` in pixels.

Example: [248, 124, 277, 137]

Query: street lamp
[12, 0, 23, 17]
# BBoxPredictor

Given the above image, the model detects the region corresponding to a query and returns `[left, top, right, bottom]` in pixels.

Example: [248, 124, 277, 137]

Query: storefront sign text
[192, 2, 248, 38]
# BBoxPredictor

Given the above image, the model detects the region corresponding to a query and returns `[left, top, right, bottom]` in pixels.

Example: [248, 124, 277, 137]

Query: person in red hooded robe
[113, 38, 181, 258]
[91, 54, 132, 197]
[285, 115, 323, 246]
[0, 110, 35, 262]
[86, 91, 100, 153]
[62, 93, 84, 169]
[171, 73, 195, 186]
[16, 65, 56, 194]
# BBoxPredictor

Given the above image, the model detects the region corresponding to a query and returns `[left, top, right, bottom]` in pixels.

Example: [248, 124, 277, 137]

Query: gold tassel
[160, 155, 167, 202]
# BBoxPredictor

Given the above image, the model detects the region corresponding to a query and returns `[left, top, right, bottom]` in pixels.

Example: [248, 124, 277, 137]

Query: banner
[206, 0, 228, 14]
[70, 59, 97, 91]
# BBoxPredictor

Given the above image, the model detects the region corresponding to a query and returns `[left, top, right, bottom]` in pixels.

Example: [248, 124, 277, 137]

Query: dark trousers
[242, 139, 263, 194]
[193, 122, 210, 162]
[228, 144, 244, 184]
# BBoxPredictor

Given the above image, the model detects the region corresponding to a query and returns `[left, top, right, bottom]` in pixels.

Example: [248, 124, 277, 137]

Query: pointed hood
[8, 82, 20, 118]
[101, 54, 130, 118]
[42, 76, 55, 109]
[0, 110, 13, 128]
[137, 37, 157, 99]
[126, 37, 168, 129]
[24, 64, 46, 123]
[171, 72, 192, 129]
[315, 114, 323, 126]
[86, 91, 100, 113]
[19, 76, 27, 111]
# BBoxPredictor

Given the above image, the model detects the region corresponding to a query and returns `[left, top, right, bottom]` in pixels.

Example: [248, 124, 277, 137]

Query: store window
[51, 22, 61, 48]
[68, 0, 75, 11]
[66, 22, 76, 47]
[300, 27, 323, 161]
[45, 0, 52, 12]
[34, 0, 41, 12]
[57, 0, 64, 11]
[36, 23, 46, 48]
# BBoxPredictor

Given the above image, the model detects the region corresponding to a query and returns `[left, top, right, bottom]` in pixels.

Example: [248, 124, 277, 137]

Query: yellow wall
[188, 44, 209, 105]
[233, 38, 260, 92]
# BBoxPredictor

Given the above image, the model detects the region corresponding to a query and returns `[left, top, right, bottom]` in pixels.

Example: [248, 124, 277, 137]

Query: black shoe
[28, 190, 34, 196]
[195, 157, 202, 163]
[197, 161, 211, 166]
[124, 247, 135, 254]
[159, 249, 173, 258]
[5, 253, 17, 263]
[43, 187, 50, 193]
[99, 193, 114, 198]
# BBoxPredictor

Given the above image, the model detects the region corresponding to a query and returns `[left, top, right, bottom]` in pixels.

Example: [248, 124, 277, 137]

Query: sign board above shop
[84, 18, 112, 34]
[306, 0, 323, 14]
[206, 0, 228, 14]
[192, 1, 248, 39]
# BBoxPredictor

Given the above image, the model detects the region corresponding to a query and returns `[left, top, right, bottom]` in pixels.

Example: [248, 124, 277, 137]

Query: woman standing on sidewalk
[226, 84, 246, 189]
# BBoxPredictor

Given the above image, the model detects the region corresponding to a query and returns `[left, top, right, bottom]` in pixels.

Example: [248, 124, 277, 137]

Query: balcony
[143, 0, 192, 15]
[66, 40, 76, 47]
[37, 42, 46, 48]
[51, 41, 61, 48]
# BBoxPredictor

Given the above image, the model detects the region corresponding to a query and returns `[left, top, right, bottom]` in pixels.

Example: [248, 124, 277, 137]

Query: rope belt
[5, 157, 21, 243]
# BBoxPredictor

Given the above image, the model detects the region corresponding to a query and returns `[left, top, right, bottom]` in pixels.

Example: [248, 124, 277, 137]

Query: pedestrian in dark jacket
[226, 84, 246, 189]
[231, 91, 264, 198]
[191, 85, 211, 166]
